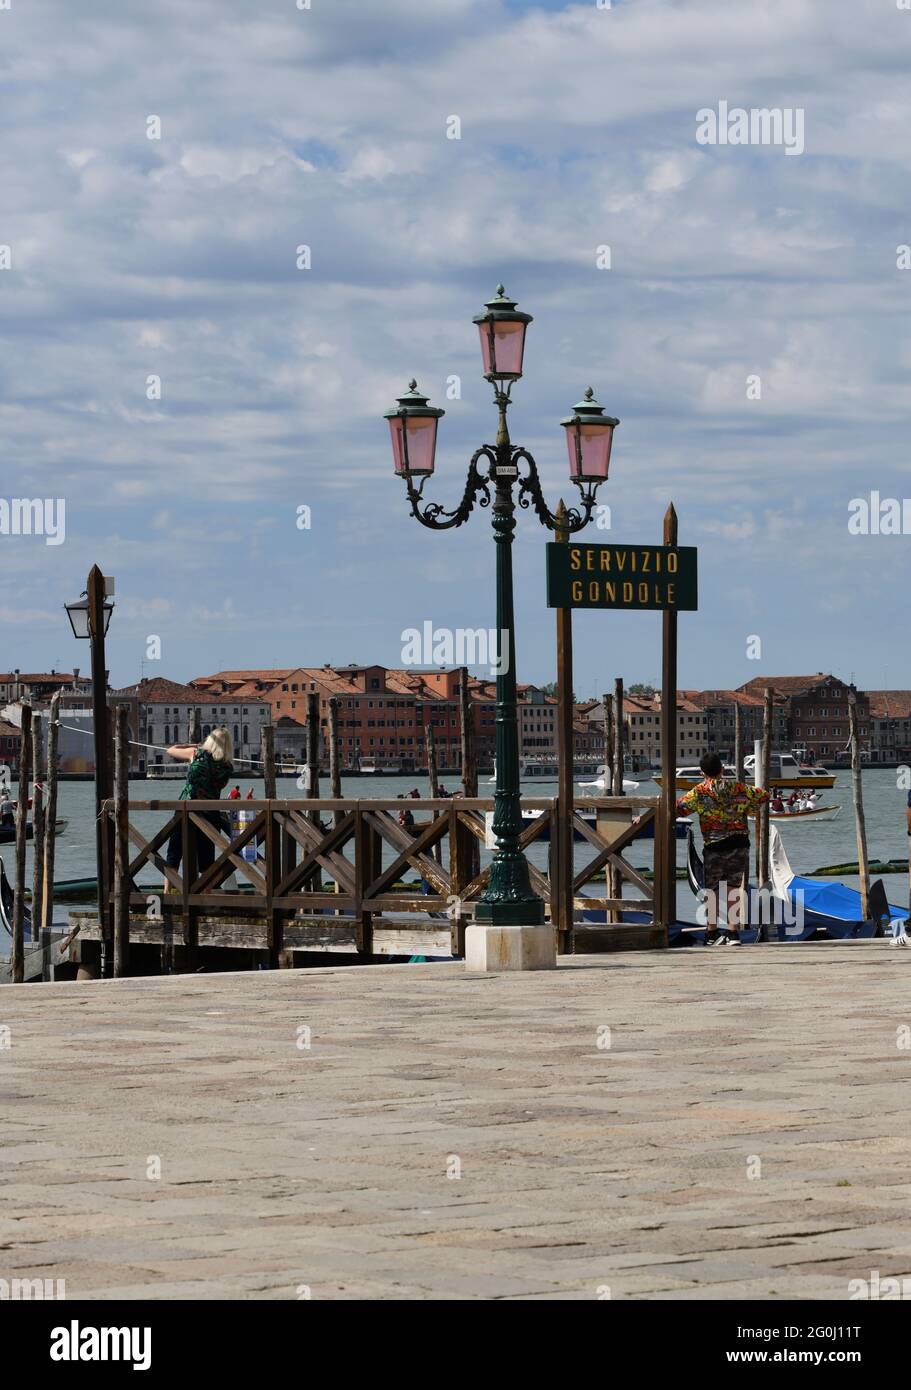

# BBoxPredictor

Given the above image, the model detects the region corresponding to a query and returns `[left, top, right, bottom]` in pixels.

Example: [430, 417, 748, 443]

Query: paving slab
[2, 945, 911, 1299]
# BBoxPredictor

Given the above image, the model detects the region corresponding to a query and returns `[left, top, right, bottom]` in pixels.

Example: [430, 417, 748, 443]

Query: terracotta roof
[0, 672, 80, 684]
[115, 677, 215, 703]
[194, 669, 295, 684]
[866, 691, 911, 718]
[736, 673, 838, 695]
[683, 688, 778, 709]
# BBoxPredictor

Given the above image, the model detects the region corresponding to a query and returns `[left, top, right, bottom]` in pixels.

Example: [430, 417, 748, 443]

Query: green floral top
[179, 748, 233, 801]
[676, 777, 769, 844]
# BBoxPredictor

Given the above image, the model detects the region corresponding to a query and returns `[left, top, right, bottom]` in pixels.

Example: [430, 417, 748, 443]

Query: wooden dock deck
[2, 942, 910, 1300]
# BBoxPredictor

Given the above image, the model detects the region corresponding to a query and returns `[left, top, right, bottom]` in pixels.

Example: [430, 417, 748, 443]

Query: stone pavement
[2, 944, 911, 1301]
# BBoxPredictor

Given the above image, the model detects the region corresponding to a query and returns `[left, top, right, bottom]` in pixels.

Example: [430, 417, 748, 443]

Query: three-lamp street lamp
[385, 286, 619, 928]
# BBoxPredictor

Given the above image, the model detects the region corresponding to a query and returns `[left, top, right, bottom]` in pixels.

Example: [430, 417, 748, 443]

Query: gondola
[0, 856, 31, 937]
[0, 818, 67, 846]
[685, 826, 898, 941]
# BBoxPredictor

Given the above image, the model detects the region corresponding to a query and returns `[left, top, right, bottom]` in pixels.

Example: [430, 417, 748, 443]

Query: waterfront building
[737, 673, 870, 762]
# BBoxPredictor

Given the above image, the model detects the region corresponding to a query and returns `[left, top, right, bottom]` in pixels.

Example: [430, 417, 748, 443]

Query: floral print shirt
[676, 777, 769, 844]
[179, 748, 233, 802]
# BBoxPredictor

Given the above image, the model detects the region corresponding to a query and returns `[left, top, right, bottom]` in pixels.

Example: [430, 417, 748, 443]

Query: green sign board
[546, 542, 698, 611]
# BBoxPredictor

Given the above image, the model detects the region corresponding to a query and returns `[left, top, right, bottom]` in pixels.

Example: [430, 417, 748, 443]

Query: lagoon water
[11, 768, 909, 925]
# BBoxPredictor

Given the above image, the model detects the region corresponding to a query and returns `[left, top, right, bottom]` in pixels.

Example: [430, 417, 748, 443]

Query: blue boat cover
[789, 875, 907, 923]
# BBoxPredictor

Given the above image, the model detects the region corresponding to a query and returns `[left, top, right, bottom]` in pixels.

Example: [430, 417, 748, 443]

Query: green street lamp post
[385, 287, 619, 928]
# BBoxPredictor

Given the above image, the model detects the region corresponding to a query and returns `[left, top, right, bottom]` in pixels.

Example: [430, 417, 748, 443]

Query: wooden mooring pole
[261, 725, 276, 800]
[328, 696, 342, 827]
[41, 692, 60, 929]
[848, 691, 870, 920]
[30, 715, 45, 939]
[602, 691, 614, 784]
[759, 687, 773, 888]
[113, 704, 130, 978]
[11, 705, 31, 983]
[426, 724, 442, 865]
[612, 677, 624, 797]
[306, 691, 320, 810]
[458, 665, 479, 886]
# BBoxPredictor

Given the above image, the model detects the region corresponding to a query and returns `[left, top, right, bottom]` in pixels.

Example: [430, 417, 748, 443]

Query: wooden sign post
[545, 504, 695, 943]
[659, 504, 679, 941]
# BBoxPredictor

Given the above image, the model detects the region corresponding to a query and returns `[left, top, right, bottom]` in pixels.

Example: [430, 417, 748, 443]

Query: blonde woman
[165, 729, 234, 875]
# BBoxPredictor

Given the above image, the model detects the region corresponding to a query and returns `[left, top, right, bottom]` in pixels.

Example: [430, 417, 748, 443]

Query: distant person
[0, 791, 14, 827]
[398, 801, 415, 833]
[245, 787, 255, 800]
[409, 787, 421, 799]
[676, 752, 769, 945]
[228, 785, 241, 801]
[787, 790, 799, 809]
[770, 792, 785, 814]
[164, 730, 234, 877]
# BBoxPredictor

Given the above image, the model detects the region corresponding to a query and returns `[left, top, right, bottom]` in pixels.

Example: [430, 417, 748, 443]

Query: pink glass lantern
[561, 388, 620, 482]
[472, 285, 533, 382]
[384, 381, 444, 476]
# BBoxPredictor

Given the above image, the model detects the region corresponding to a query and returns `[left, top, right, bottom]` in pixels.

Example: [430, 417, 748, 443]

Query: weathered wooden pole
[41, 692, 60, 929]
[458, 666, 480, 885]
[328, 696, 342, 828]
[12, 706, 32, 983]
[261, 724, 276, 799]
[426, 722, 439, 797]
[426, 723, 442, 865]
[554, 502, 575, 953]
[113, 703, 131, 978]
[306, 691, 320, 811]
[733, 700, 743, 781]
[848, 692, 870, 920]
[612, 677, 624, 796]
[759, 687, 773, 887]
[30, 716, 45, 940]
[753, 736, 764, 885]
[459, 666, 476, 798]
[659, 503, 679, 939]
[602, 691, 614, 784]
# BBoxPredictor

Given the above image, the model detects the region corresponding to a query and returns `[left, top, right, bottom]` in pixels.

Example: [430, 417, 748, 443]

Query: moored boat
[685, 826, 901, 940]
[0, 818, 67, 846]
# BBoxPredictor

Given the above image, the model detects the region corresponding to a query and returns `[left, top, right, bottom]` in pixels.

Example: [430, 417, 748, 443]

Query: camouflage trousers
[703, 841, 750, 897]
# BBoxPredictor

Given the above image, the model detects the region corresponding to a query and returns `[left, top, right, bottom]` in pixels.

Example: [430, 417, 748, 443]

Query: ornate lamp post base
[474, 897, 546, 927]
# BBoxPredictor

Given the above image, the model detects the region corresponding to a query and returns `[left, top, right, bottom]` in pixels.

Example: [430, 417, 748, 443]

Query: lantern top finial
[561, 388, 619, 426]
[473, 286, 532, 325]
[384, 380, 444, 421]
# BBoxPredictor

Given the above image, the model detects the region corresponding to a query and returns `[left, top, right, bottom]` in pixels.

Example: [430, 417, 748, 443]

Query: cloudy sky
[2, 0, 909, 696]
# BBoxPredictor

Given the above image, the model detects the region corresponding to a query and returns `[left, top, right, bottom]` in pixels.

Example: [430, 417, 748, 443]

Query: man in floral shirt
[677, 752, 769, 945]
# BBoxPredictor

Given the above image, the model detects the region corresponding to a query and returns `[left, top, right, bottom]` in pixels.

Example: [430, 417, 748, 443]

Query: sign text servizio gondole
[546, 542, 698, 611]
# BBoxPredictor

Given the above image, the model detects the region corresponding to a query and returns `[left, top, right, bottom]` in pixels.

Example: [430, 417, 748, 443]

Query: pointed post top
[663, 501, 678, 546]
[555, 498, 568, 544]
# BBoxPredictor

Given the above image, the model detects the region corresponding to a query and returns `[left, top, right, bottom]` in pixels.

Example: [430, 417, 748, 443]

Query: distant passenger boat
[657, 755, 836, 791]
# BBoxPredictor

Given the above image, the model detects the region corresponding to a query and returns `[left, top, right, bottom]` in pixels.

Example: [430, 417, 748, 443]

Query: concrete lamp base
[464, 923, 556, 973]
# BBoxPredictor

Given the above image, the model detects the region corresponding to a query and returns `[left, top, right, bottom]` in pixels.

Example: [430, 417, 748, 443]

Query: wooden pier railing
[88, 794, 668, 972]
